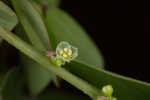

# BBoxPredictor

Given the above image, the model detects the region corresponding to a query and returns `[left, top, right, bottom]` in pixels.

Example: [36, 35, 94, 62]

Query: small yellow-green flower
[46, 41, 78, 67]
[56, 41, 78, 62]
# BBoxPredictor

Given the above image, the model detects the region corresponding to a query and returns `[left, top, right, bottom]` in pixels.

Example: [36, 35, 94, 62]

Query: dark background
[61, 0, 150, 82]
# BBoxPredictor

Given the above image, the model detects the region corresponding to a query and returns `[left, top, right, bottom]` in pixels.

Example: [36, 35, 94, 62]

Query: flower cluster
[46, 41, 78, 67]
[56, 41, 78, 62]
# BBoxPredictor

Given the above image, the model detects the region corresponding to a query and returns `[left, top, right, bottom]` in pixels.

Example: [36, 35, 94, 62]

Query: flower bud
[102, 85, 113, 97]
[50, 56, 65, 67]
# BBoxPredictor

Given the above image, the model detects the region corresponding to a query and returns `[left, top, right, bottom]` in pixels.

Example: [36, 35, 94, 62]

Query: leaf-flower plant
[1, 0, 150, 100]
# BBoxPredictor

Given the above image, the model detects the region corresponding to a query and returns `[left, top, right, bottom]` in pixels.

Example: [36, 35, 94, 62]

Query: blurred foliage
[0, 1, 18, 31]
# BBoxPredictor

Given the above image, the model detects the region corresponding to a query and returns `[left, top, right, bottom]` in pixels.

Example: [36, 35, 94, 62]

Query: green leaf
[31, 1, 42, 15]
[45, 8, 104, 68]
[1, 68, 25, 100]
[11, 0, 53, 94]
[0, 1, 18, 44]
[0, 27, 100, 100]
[64, 60, 150, 100]
[38, 88, 90, 100]
[0, 1, 18, 31]
[22, 55, 54, 95]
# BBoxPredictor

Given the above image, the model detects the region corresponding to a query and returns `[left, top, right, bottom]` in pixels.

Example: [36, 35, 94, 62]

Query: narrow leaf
[65, 60, 150, 100]
[45, 8, 104, 68]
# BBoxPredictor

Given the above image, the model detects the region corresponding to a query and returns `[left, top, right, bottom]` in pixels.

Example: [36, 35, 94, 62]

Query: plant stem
[0, 27, 101, 100]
